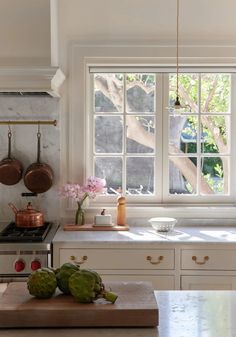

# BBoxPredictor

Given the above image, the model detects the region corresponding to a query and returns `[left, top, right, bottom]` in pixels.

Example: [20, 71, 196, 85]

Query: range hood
[0, 66, 65, 97]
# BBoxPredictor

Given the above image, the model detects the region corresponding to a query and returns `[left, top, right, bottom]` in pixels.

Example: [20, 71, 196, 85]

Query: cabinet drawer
[102, 274, 175, 290]
[60, 248, 175, 270]
[181, 249, 236, 270]
[181, 276, 236, 290]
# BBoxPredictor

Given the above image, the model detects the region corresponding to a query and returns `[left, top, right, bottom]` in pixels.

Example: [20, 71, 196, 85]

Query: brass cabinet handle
[146, 255, 164, 265]
[192, 255, 209, 265]
[70, 255, 88, 265]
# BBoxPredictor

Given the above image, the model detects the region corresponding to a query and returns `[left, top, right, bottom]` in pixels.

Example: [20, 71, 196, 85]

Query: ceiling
[58, 0, 236, 45]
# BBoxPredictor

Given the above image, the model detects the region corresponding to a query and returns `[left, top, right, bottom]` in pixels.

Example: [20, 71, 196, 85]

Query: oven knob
[15, 259, 25, 272]
[31, 260, 41, 271]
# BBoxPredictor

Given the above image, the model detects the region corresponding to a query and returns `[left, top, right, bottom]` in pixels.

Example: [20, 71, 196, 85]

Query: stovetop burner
[0, 222, 52, 242]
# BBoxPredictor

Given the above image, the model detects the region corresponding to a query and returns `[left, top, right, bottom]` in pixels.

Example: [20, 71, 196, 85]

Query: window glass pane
[169, 157, 197, 194]
[201, 74, 230, 113]
[95, 157, 122, 194]
[90, 71, 232, 202]
[126, 115, 155, 153]
[126, 74, 155, 113]
[126, 157, 154, 195]
[169, 74, 198, 113]
[201, 157, 229, 195]
[95, 116, 123, 153]
[169, 115, 198, 154]
[201, 116, 230, 154]
[94, 73, 123, 113]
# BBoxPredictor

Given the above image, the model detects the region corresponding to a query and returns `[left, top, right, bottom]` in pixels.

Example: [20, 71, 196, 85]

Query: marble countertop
[53, 225, 236, 245]
[1, 290, 236, 337]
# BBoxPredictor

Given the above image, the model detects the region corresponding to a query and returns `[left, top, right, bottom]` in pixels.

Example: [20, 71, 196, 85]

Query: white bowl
[148, 217, 177, 232]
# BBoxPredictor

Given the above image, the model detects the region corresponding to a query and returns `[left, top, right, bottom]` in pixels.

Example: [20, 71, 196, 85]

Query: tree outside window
[92, 72, 230, 199]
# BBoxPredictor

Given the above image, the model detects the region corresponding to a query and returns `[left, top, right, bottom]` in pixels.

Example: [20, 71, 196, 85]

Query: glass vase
[75, 205, 85, 226]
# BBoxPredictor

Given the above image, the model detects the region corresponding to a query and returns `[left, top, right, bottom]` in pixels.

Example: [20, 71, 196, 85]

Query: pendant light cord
[176, 0, 179, 98]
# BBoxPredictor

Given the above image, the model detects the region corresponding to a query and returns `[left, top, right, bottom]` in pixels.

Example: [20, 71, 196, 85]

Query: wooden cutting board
[0, 281, 158, 328]
[63, 224, 129, 231]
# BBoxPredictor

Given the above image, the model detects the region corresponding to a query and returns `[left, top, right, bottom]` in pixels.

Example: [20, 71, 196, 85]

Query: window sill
[63, 205, 236, 226]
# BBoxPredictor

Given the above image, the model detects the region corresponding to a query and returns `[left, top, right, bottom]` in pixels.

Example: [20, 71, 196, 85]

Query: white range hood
[0, 66, 65, 97]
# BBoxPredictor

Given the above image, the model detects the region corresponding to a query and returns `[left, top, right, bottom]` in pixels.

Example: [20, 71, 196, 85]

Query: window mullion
[156, 73, 163, 202]
[123, 73, 127, 195]
[197, 73, 201, 196]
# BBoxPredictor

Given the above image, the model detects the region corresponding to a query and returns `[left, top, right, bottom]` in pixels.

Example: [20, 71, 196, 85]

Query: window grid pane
[93, 73, 156, 196]
[168, 73, 231, 196]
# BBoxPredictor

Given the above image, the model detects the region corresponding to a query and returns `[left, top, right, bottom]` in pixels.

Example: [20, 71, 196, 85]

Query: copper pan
[24, 130, 54, 194]
[0, 131, 23, 185]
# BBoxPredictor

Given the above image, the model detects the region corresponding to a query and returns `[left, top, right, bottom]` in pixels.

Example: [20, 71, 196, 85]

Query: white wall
[0, 0, 50, 66]
[0, 0, 235, 67]
[57, 0, 236, 70]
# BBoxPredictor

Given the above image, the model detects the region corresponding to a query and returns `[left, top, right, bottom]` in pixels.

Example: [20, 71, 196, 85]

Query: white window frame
[62, 43, 236, 220]
[88, 71, 235, 205]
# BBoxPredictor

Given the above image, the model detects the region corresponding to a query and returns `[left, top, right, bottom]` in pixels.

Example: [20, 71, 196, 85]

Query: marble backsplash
[0, 95, 60, 223]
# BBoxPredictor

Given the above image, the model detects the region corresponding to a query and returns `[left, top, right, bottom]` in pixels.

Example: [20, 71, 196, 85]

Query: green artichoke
[56, 262, 80, 295]
[69, 269, 118, 304]
[27, 267, 57, 299]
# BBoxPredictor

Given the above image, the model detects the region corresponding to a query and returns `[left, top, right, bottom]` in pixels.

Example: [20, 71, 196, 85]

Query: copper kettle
[8, 202, 44, 228]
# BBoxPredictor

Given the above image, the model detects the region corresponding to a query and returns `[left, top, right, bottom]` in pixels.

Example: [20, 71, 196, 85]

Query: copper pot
[24, 131, 54, 194]
[0, 131, 23, 185]
[8, 202, 44, 228]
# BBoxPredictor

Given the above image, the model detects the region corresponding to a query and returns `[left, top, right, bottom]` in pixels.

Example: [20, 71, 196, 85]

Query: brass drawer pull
[146, 255, 164, 265]
[70, 255, 88, 265]
[192, 255, 209, 265]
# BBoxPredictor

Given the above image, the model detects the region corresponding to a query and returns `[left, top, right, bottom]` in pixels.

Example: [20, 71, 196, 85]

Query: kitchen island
[0, 289, 235, 337]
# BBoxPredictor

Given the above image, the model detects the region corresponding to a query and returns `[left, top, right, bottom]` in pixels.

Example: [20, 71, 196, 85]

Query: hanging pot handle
[7, 131, 12, 159]
[37, 131, 41, 163]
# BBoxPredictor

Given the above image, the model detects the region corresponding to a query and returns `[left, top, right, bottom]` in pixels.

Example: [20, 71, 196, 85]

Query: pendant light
[167, 0, 185, 114]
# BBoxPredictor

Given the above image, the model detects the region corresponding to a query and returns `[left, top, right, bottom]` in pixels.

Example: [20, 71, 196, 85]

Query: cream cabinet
[59, 248, 175, 270]
[181, 249, 236, 270]
[180, 247, 236, 290]
[55, 247, 176, 290]
[53, 230, 236, 291]
[181, 276, 236, 290]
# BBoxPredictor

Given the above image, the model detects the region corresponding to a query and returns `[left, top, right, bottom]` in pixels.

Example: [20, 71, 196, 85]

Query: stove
[0, 222, 52, 242]
[0, 222, 59, 282]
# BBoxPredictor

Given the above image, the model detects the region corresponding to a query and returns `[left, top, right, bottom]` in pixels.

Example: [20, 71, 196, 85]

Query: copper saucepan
[0, 131, 23, 185]
[24, 130, 54, 193]
[8, 202, 44, 228]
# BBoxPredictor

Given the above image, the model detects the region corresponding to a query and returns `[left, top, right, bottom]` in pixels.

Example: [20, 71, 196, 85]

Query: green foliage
[202, 158, 224, 193]
[126, 73, 155, 87]
[201, 74, 230, 112]
[169, 74, 198, 109]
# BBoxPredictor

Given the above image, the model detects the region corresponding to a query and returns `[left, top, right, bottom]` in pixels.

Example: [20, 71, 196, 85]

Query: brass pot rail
[0, 120, 57, 126]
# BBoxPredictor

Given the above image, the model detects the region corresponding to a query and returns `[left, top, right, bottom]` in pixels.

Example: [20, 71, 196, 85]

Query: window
[168, 73, 230, 198]
[87, 71, 233, 204]
[93, 73, 156, 196]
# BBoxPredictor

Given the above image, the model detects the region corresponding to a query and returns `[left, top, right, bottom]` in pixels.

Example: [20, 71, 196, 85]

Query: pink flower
[59, 177, 106, 205]
[82, 176, 106, 195]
